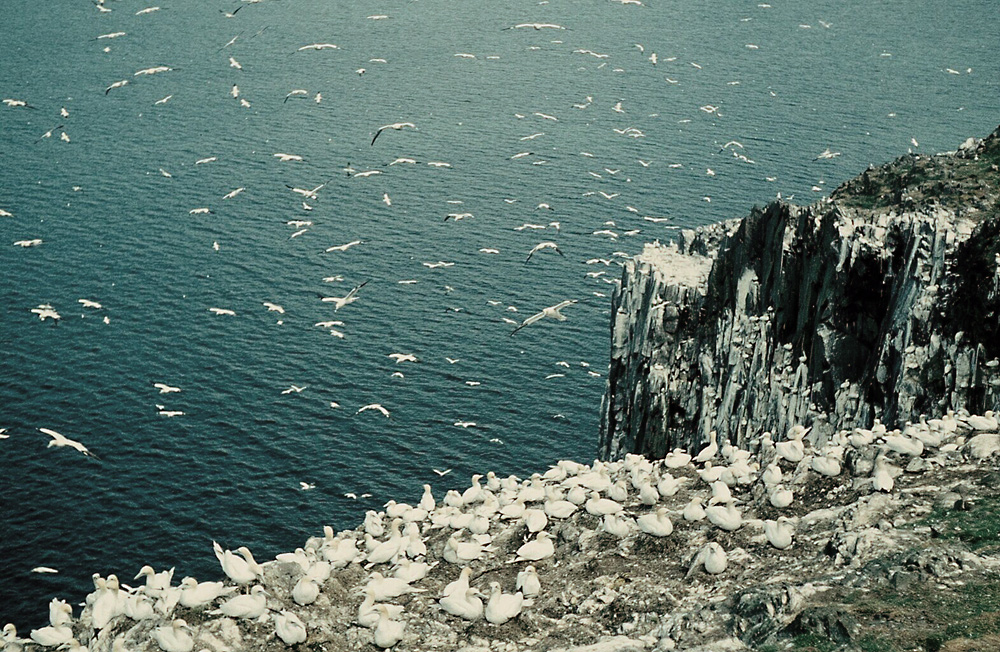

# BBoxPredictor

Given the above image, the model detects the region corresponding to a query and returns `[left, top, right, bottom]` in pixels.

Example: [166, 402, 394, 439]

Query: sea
[1, 0, 996, 629]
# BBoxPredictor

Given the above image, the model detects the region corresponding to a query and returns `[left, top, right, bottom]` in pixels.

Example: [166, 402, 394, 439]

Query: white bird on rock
[439, 586, 484, 621]
[514, 531, 554, 562]
[637, 507, 673, 537]
[210, 585, 268, 619]
[358, 588, 404, 628]
[516, 565, 541, 597]
[373, 605, 405, 648]
[272, 611, 307, 645]
[213, 541, 263, 585]
[152, 619, 194, 652]
[687, 542, 727, 577]
[485, 582, 523, 625]
[179, 577, 232, 609]
[705, 499, 742, 531]
[764, 517, 795, 549]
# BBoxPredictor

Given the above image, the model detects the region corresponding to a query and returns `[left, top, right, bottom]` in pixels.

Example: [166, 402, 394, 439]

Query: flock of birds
[6, 407, 999, 650]
[0, 0, 983, 640]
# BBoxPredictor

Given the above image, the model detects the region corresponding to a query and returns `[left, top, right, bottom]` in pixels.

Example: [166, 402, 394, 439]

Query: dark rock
[601, 125, 1000, 459]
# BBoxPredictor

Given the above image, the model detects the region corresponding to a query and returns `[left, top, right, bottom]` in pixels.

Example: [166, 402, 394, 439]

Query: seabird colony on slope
[8, 409, 1000, 649]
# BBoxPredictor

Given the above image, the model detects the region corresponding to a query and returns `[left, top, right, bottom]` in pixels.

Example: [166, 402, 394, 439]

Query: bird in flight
[525, 241, 564, 263]
[510, 300, 578, 336]
[432, 468, 452, 476]
[39, 428, 100, 459]
[287, 183, 325, 200]
[154, 383, 181, 394]
[325, 239, 363, 253]
[388, 353, 418, 364]
[281, 385, 307, 395]
[371, 122, 416, 146]
[298, 43, 339, 51]
[320, 280, 369, 310]
[357, 403, 390, 418]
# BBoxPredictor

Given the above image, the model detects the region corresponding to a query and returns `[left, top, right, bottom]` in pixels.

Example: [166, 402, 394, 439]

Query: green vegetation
[917, 496, 1000, 552]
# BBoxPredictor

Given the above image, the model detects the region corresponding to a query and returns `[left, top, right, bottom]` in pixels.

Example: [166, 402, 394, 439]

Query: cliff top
[831, 125, 1000, 218]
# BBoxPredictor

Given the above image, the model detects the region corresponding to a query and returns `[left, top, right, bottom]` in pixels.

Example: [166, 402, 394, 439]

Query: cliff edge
[601, 126, 1000, 461]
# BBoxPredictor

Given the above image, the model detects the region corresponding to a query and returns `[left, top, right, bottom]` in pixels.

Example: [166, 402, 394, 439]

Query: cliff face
[601, 126, 1000, 460]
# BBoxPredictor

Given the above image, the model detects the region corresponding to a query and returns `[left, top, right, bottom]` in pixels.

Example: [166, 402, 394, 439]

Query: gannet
[152, 619, 193, 652]
[134, 565, 173, 596]
[357, 403, 390, 418]
[510, 300, 578, 336]
[134, 65, 172, 76]
[324, 240, 364, 253]
[373, 605, 405, 648]
[872, 456, 894, 492]
[292, 577, 320, 605]
[706, 499, 742, 531]
[222, 187, 245, 200]
[365, 572, 424, 602]
[683, 497, 706, 521]
[320, 280, 368, 310]
[208, 308, 235, 316]
[15, 239, 43, 247]
[514, 531, 554, 562]
[358, 589, 404, 628]
[30, 625, 73, 648]
[298, 43, 339, 51]
[178, 577, 231, 609]
[281, 385, 307, 395]
[210, 585, 267, 619]
[507, 22, 566, 30]
[688, 542, 727, 577]
[485, 582, 523, 625]
[764, 517, 795, 549]
[212, 541, 262, 585]
[769, 485, 793, 508]
[105, 80, 129, 94]
[272, 611, 306, 645]
[967, 411, 999, 431]
[440, 585, 484, 620]
[371, 122, 417, 146]
[516, 566, 540, 597]
[525, 241, 564, 263]
[39, 428, 99, 459]
[136, 6, 161, 15]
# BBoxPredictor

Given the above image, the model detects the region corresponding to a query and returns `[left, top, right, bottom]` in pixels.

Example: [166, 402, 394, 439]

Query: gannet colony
[6, 117, 1000, 651]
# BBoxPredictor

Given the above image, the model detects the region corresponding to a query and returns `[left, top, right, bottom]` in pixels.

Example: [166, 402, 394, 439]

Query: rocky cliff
[601, 126, 1000, 461]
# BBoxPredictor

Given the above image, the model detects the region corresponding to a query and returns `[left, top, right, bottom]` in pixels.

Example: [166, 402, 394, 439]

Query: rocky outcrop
[601, 126, 1000, 460]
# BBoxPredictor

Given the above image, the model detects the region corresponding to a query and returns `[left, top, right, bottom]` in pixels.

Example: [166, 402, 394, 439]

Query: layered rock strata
[601, 126, 1000, 460]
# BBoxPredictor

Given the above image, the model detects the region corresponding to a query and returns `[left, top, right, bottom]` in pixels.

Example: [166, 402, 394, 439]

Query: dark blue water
[1, 0, 996, 628]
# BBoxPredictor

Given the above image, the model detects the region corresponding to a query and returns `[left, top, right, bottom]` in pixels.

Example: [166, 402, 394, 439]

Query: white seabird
[39, 428, 99, 459]
[510, 300, 578, 336]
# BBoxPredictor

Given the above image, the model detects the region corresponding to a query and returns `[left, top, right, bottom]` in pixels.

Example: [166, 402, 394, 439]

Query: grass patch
[823, 579, 1000, 651]
[916, 496, 1000, 551]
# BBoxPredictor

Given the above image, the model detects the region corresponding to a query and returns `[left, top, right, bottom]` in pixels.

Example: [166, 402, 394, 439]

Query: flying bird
[371, 122, 416, 146]
[39, 428, 100, 459]
[525, 241, 564, 263]
[510, 300, 578, 336]
[298, 43, 338, 51]
[357, 403, 390, 418]
[320, 280, 369, 310]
